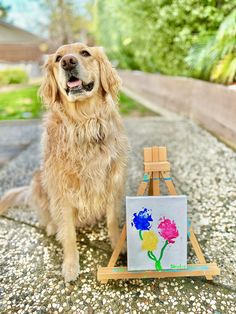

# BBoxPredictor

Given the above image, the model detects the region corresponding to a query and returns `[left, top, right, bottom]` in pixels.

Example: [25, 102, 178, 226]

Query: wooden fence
[119, 70, 236, 145]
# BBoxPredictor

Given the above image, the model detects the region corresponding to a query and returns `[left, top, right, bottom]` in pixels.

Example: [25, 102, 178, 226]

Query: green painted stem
[155, 240, 169, 270]
[158, 240, 169, 262]
[147, 251, 157, 261]
[155, 260, 162, 270]
[139, 229, 143, 240]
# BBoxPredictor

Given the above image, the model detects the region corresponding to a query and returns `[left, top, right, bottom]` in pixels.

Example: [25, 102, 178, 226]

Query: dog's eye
[80, 50, 91, 57]
[55, 55, 62, 62]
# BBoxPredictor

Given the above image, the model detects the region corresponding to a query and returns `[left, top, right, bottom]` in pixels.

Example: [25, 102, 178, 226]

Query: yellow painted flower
[141, 231, 158, 251]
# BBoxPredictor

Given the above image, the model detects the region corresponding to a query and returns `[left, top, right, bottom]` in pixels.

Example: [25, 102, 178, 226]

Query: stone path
[0, 120, 40, 168]
[0, 117, 236, 314]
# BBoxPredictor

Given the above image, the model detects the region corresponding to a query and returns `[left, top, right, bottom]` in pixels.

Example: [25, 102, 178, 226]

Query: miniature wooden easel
[97, 146, 220, 283]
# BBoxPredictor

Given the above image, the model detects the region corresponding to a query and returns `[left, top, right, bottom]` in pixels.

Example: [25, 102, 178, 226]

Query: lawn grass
[119, 92, 157, 116]
[0, 85, 42, 120]
[0, 85, 156, 120]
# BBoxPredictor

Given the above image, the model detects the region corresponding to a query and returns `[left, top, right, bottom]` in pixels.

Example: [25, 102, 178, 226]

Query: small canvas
[126, 195, 187, 271]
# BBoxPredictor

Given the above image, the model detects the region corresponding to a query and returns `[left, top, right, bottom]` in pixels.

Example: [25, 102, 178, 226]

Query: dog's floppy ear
[39, 55, 59, 107]
[94, 47, 121, 102]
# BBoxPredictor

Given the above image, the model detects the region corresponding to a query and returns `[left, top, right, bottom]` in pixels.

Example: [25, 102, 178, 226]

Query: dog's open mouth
[66, 76, 94, 94]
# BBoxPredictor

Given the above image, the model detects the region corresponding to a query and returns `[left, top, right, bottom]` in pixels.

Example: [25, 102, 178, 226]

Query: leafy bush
[186, 9, 236, 84]
[0, 69, 28, 86]
[95, 0, 236, 76]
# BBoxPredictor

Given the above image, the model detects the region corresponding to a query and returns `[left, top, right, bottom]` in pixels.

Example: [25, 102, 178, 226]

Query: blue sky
[2, 0, 47, 36]
[2, 0, 90, 37]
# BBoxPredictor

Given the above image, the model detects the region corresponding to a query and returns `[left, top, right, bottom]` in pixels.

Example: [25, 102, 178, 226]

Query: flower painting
[126, 195, 187, 271]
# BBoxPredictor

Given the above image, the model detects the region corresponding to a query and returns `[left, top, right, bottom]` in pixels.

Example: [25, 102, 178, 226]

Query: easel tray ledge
[98, 263, 220, 281]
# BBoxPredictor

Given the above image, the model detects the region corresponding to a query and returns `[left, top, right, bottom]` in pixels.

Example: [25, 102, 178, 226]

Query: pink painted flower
[158, 217, 179, 244]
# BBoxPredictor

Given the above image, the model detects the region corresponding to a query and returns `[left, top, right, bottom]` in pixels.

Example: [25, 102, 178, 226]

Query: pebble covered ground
[0, 117, 236, 313]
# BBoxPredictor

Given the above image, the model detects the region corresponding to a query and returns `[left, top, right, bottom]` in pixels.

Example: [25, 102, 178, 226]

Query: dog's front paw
[62, 258, 80, 282]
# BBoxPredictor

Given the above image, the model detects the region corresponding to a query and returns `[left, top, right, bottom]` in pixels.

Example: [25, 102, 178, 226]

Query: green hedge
[0, 68, 28, 86]
[95, 0, 236, 76]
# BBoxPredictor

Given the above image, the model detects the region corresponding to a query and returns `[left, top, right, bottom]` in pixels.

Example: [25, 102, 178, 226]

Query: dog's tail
[0, 186, 31, 215]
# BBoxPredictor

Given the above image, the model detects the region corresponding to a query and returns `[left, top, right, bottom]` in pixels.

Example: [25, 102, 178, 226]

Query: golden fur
[0, 43, 128, 282]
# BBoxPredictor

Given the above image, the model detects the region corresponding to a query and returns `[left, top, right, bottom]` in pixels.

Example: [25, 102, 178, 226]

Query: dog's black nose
[61, 55, 78, 71]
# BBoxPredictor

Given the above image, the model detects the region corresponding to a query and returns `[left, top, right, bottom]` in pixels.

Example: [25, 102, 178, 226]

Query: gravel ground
[0, 117, 236, 314]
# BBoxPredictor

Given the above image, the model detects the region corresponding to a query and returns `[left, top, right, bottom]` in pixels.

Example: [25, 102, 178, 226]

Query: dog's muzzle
[60, 55, 94, 95]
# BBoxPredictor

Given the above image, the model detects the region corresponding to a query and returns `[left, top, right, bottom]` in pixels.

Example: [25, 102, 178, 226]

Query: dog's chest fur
[42, 109, 125, 226]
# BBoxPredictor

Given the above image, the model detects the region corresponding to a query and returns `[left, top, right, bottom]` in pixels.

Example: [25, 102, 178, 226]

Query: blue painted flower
[131, 208, 153, 230]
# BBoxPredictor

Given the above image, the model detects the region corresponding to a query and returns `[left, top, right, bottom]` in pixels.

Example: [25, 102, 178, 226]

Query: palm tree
[186, 9, 236, 84]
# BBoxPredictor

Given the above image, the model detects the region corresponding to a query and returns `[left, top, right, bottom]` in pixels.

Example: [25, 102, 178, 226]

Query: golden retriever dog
[0, 43, 128, 282]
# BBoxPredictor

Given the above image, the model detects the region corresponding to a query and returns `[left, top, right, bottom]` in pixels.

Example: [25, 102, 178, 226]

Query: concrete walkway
[0, 116, 236, 313]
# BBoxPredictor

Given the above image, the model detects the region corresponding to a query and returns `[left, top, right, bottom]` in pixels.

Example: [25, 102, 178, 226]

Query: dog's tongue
[67, 79, 82, 88]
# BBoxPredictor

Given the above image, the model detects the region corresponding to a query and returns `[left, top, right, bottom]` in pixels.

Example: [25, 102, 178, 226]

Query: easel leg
[100, 225, 127, 284]
[148, 175, 153, 195]
[189, 226, 213, 280]
[161, 171, 177, 195]
[137, 173, 150, 196]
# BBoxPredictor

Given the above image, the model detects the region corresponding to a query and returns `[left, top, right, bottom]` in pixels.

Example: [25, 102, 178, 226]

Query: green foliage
[186, 9, 236, 84]
[0, 1, 10, 20]
[95, 0, 236, 76]
[0, 69, 28, 86]
[0, 85, 42, 120]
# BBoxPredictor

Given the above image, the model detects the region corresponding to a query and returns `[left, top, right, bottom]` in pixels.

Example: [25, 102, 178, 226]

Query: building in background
[0, 20, 45, 77]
